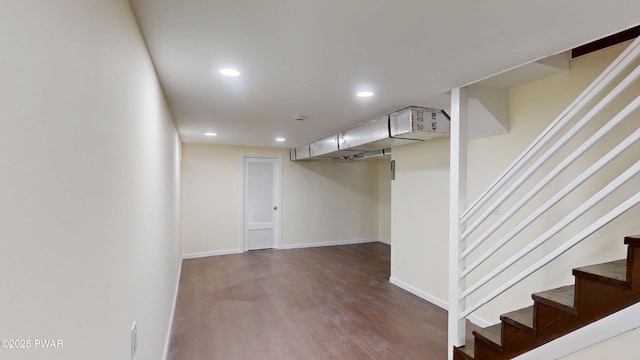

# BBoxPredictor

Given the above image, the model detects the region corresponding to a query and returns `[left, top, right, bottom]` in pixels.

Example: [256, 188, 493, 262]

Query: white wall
[0, 2, 181, 360]
[181, 144, 381, 256]
[391, 41, 640, 324]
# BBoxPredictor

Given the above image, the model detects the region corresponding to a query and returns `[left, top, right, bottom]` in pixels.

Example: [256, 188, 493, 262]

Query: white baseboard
[279, 238, 381, 250]
[468, 313, 493, 328]
[163, 258, 182, 360]
[183, 240, 387, 257]
[378, 238, 391, 245]
[389, 276, 448, 309]
[182, 249, 242, 260]
[389, 276, 492, 328]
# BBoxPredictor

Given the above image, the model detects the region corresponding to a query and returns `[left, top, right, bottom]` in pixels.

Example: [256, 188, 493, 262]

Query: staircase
[453, 235, 640, 360]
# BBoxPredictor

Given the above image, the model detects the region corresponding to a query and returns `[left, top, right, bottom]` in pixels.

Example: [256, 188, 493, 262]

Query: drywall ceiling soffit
[479, 51, 571, 89]
[465, 51, 571, 139]
[467, 84, 510, 139]
[129, 0, 640, 148]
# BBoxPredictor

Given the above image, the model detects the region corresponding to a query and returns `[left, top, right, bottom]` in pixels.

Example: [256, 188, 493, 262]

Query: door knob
[273, 206, 278, 210]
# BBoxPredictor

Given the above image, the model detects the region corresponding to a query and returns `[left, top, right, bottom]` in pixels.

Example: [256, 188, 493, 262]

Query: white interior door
[243, 157, 281, 251]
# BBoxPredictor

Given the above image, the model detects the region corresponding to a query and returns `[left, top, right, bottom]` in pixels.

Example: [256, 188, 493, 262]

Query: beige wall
[181, 144, 381, 255]
[0, 1, 181, 360]
[390, 138, 451, 302]
[560, 326, 640, 359]
[391, 41, 640, 324]
[377, 157, 392, 243]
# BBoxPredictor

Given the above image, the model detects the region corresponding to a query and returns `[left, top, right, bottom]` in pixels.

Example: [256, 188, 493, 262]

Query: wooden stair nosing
[572, 259, 630, 289]
[473, 323, 503, 352]
[500, 305, 536, 335]
[624, 235, 640, 246]
[532, 285, 577, 315]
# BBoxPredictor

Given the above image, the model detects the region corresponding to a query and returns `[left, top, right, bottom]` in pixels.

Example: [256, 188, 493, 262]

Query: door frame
[241, 155, 282, 251]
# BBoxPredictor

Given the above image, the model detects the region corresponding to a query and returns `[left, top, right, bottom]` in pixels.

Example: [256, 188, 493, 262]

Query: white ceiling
[130, 0, 640, 148]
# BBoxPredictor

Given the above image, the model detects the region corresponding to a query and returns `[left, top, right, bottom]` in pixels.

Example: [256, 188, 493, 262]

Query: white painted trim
[389, 277, 492, 328]
[390, 276, 448, 309]
[449, 87, 470, 357]
[514, 302, 640, 360]
[182, 249, 243, 260]
[378, 238, 391, 245]
[162, 259, 182, 360]
[468, 313, 494, 328]
[279, 238, 381, 250]
[183, 240, 387, 258]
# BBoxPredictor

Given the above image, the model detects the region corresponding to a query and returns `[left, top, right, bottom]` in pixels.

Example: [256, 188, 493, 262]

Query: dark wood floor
[168, 242, 464, 359]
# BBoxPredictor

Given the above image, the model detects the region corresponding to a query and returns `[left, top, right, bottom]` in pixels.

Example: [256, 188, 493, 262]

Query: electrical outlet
[131, 321, 137, 359]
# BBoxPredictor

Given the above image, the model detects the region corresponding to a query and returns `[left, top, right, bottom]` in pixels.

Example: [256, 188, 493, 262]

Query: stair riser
[474, 339, 540, 360]
[453, 348, 473, 360]
[473, 338, 504, 360]
[576, 278, 640, 311]
[502, 322, 537, 353]
[534, 302, 582, 340]
[627, 244, 640, 290]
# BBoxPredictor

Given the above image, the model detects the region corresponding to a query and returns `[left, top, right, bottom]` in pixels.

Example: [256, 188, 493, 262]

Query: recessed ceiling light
[204, 132, 217, 136]
[276, 138, 286, 142]
[219, 68, 240, 77]
[357, 91, 374, 97]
